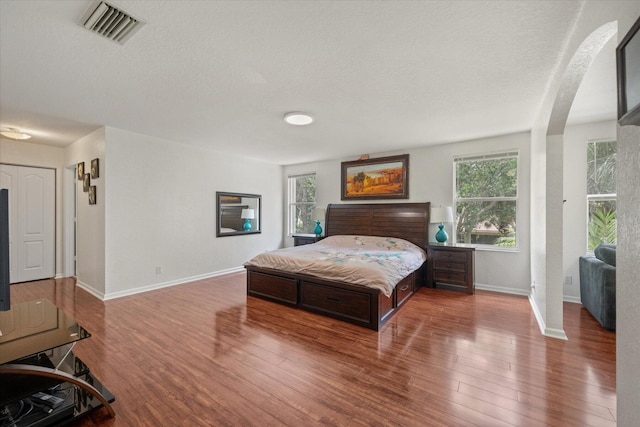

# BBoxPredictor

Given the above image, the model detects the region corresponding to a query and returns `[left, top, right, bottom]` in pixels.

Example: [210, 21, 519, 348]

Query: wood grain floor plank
[4, 275, 616, 426]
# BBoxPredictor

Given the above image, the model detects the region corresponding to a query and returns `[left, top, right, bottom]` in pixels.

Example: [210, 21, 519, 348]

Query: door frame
[63, 165, 77, 278]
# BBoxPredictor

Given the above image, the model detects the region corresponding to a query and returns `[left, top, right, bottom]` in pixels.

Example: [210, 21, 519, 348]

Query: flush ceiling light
[0, 128, 32, 140]
[284, 112, 313, 126]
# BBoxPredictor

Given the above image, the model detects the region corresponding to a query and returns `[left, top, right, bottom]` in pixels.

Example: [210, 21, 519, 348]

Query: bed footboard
[246, 265, 420, 331]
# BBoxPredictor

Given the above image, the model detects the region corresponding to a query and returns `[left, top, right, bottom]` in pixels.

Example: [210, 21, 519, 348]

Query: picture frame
[341, 154, 409, 200]
[83, 173, 90, 192]
[216, 192, 262, 237]
[220, 195, 242, 204]
[617, 16, 640, 126]
[89, 186, 96, 205]
[91, 158, 99, 179]
[77, 162, 85, 180]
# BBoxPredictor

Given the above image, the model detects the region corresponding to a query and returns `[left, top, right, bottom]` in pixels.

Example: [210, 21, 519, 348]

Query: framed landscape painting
[341, 154, 409, 200]
[220, 195, 242, 204]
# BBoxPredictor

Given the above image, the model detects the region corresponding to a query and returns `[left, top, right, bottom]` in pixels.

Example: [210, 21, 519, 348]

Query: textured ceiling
[0, 0, 616, 165]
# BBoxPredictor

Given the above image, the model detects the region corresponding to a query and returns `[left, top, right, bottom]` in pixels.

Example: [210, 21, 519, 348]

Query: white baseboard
[102, 266, 245, 300]
[544, 327, 569, 340]
[528, 292, 546, 334]
[475, 282, 529, 296]
[528, 292, 568, 340]
[76, 279, 106, 300]
[476, 283, 582, 306]
[78, 272, 579, 340]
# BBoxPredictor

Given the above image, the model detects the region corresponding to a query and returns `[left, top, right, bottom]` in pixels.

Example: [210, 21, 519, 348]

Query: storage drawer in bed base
[300, 281, 372, 324]
[246, 266, 418, 331]
[246, 270, 298, 305]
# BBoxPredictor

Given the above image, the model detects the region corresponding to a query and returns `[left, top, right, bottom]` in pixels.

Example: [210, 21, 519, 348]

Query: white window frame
[287, 173, 316, 236]
[453, 151, 519, 251]
[586, 139, 617, 253]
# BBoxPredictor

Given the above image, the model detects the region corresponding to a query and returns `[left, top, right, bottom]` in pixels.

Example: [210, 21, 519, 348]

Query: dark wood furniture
[292, 234, 323, 246]
[246, 202, 430, 330]
[0, 299, 115, 425]
[426, 244, 475, 294]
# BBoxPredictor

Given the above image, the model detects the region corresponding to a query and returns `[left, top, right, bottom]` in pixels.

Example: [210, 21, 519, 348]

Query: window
[587, 140, 616, 251]
[288, 173, 317, 235]
[454, 152, 518, 248]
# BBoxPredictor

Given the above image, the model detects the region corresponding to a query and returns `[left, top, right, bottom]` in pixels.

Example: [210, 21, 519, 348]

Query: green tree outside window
[455, 155, 518, 247]
[288, 174, 316, 235]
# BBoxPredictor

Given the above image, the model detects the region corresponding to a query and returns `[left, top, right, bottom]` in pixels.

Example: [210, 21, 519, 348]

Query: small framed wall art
[77, 162, 85, 180]
[83, 174, 90, 192]
[89, 186, 96, 205]
[91, 158, 99, 178]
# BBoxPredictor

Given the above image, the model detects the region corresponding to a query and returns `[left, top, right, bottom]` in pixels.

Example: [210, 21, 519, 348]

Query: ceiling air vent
[79, 1, 145, 45]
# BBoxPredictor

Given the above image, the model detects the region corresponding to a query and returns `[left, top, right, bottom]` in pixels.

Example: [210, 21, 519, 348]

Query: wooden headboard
[220, 205, 248, 231]
[324, 202, 430, 248]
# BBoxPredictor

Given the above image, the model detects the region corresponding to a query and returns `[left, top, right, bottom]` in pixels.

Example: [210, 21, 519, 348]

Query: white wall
[529, 1, 640, 339]
[65, 128, 106, 297]
[617, 124, 640, 427]
[524, 2, 640, 421]
[2, 127, 283, 299]
[529, 125, 547, 327]
[284, 131, 531, 294]
[0, 138, 66, 278]
[562, 120, 617, 302]
[103, 127, 283, 298]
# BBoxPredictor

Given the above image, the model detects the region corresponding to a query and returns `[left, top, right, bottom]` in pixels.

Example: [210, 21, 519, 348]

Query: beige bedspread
[244, 235, 426, 297]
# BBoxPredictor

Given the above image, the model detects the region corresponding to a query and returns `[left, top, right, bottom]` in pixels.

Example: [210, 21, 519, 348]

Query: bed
[245, 202, 430, 330]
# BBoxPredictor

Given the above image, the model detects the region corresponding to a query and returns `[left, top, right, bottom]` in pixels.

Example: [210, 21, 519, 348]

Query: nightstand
[293, 234, 323, 247]
[426, 244, 475, 294]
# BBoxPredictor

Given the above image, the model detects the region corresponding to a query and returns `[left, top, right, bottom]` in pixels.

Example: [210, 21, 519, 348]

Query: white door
[0, 165, 55, 283]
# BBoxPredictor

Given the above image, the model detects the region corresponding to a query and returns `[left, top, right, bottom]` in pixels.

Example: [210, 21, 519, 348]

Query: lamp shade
[240, 209, 255, 220]
[312, 208, 326, 221]
[430, 206, 454, 224]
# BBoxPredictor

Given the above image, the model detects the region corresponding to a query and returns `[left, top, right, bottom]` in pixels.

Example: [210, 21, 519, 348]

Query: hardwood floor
[7, 274, 615, 426]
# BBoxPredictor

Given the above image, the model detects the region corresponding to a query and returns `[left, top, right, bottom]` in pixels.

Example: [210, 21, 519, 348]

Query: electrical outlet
[564, 276, 572, 285]
[155, 266, 162, 274]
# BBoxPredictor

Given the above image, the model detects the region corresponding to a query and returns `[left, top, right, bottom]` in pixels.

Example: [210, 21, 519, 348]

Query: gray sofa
[579, 244, 616, 330]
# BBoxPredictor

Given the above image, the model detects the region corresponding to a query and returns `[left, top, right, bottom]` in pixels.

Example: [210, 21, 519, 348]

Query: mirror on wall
[216, 192, 261, 237]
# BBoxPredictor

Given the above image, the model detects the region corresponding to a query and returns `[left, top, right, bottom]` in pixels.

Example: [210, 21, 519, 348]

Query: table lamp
[430, 206, 454, 243]
[312, 208, 326, 237]
[241, 208, 255, 231]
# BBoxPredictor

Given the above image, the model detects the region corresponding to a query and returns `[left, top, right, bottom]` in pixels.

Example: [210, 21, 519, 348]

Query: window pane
[288, 174, 317, 235]
[586, 141, 616, 251]
[294, 204, 315, 234]
[587, 141, 616, 195]
[456, 157, 517, 198]
[588, 200, 616, 251]
[455, 200, 516, 246]
[295, 175, 316, 203]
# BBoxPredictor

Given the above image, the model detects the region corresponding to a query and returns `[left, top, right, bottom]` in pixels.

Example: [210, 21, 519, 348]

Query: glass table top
[0, 299, 90, 364]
